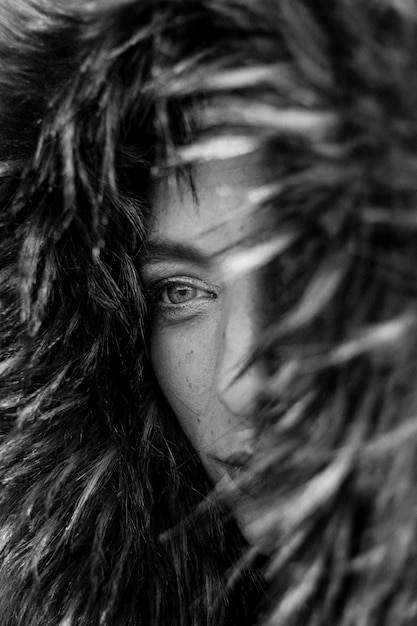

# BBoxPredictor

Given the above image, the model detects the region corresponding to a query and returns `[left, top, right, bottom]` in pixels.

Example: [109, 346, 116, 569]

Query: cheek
[150, 318, 218, 444]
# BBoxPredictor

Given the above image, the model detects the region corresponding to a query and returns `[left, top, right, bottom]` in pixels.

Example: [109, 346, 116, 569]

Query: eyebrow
[145, 238, 210, 265]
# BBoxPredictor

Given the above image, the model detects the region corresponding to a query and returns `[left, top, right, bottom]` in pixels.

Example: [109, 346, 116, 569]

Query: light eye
[159, 283, 215, 305]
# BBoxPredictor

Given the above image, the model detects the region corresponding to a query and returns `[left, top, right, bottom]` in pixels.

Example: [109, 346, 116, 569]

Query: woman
[2, 1, 417, 625]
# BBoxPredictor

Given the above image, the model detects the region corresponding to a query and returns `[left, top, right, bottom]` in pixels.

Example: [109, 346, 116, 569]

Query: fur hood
[2, 1, 417, 625]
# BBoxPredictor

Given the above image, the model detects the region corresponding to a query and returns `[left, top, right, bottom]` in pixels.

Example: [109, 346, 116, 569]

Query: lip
[220, 449, 254, 467]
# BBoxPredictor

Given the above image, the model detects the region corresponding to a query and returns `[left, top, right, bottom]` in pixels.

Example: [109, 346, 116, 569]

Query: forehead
[149, 153, 270, 254]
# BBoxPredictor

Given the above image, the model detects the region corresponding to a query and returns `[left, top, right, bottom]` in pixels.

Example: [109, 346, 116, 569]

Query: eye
[159, 282, 216, 305]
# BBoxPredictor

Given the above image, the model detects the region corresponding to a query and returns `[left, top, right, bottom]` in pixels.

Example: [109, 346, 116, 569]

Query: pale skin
[141, 154, 273, 544]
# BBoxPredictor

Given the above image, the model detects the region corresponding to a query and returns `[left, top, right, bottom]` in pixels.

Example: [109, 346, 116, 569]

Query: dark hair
[0, 1, 265, 624]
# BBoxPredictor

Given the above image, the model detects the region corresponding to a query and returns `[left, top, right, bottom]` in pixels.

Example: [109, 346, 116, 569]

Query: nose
[216, 273, 265, 417]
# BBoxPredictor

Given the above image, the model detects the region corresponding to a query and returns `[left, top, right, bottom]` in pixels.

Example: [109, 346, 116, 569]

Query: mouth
[220, 449, 254, 468]
[214, 447, 254, 476]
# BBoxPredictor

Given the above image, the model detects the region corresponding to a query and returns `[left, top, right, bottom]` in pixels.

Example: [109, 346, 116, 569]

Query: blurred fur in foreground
[2, 0, 417, 625]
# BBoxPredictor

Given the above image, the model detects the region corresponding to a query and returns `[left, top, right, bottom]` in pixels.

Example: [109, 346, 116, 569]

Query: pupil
[168, 285, 196, 303]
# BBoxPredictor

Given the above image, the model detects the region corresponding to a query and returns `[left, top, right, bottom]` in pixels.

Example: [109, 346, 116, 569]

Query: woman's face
[142, 154, 272, 543]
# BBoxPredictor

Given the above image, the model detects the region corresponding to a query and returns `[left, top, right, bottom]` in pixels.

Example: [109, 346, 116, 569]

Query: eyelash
[148, 276, 218, 315]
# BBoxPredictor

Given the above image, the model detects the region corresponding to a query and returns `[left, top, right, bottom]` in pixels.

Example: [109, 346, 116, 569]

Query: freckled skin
[144, 154, 273, 544]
